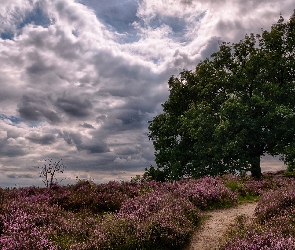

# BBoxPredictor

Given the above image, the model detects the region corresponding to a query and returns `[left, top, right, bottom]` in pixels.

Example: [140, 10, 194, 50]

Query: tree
[39, 158, 65, 187]
[147, 12, 295, 180]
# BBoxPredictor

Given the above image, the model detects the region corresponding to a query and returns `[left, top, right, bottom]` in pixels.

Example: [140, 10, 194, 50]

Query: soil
[186, 202, 257, 250]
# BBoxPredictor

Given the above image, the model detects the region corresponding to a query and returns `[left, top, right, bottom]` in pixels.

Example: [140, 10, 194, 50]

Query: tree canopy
[147, 12, 295, 180]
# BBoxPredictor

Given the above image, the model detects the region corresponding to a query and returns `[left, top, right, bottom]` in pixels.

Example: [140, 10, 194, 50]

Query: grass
[237, 194, 260, 203]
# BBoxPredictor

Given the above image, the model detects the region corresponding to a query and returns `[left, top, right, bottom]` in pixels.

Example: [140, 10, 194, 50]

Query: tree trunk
[250, 155, 262, 179]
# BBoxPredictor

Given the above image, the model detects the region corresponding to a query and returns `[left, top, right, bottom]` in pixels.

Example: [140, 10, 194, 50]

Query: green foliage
[285, 170, 295, 177]
[144, 165, 168, 181]
[225, 180, 243, 193]
[148, 12, 295, 180]
[237, 194, 260, 204]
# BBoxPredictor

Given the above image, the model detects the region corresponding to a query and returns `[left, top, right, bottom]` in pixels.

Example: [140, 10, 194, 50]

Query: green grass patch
[238, 194, 259, 203]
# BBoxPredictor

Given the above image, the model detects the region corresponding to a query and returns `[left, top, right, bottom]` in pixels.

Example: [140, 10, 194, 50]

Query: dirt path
[187, 202, 257, 250]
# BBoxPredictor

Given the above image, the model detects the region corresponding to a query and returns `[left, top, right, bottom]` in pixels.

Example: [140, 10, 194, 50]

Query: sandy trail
[187, 202, 257, 250]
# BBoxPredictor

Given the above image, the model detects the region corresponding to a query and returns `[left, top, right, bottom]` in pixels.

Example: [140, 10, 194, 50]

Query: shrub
[0, 205, 59, 250]
[90, 190, 201, 250]
[50, 180, 141, 213]
[222, 230, 295, 250]
[222, 180, 295, 250]
[177, 176, 237, 209]
[255, 184, 295, 222]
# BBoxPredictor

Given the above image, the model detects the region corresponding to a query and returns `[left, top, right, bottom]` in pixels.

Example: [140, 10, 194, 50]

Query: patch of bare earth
[187, 202, 257, 250]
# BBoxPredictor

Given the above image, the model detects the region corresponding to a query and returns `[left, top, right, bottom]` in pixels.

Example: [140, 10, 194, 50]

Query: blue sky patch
[0, 114, 21, 124]
[1, 31, 14, 40]
[77, 0, 141, 42]
[18, 5, 52, 29]
[1, 5, 52, 40]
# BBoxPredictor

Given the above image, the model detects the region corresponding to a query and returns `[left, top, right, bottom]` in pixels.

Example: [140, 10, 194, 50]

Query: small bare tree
[39, 158, 65, 188]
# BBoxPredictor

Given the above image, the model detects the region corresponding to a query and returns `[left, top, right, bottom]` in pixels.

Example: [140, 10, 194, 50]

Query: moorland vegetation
[1, 172, 295, 249]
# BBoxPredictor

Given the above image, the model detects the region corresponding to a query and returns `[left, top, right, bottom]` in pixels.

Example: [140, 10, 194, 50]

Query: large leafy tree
[147, 12, 295, 180]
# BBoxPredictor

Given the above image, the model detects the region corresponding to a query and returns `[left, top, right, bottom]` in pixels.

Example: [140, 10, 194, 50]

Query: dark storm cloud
[22, 26, 81, 62]
[114, 146, 140, 156]
[113, 109, 144, 127]
[55, 96, 93, 118]
[92, 50, 138, 80]
[18, 95, 60, 124]
[0, 138, 26, 157]
[26, 133, 56, 145]
[79, 122, 95, 129]
[95, 108, 148, 133]
[80, 140, 110, 154]
[27, 60, 55, 75]
[55, 1, 82, 23]
[59, 130, 110, 154]
[0, 147, 26, 157]
[59, 131, 82, 146]
[92, 51, 160, 98]
[96, 115, 107, 123]
[122, 96, 160, 114]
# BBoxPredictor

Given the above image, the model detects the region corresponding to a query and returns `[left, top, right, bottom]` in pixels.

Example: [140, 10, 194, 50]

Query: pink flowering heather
[118, 190, 201, 249]
[49, 180, 159, 213]
[176, 176, 237, 209]
[242, 176, 294, 196]
[222, 180, 295, 250]
[222, 230, 295, 250]
[74, 189, 201, 250]
[4, 175, 288, 249]
[0, 207, 59, 250]
[255, 184, 295, 222]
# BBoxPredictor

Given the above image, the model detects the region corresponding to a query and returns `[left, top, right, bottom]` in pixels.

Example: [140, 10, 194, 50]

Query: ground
[187, 202, 257, 250]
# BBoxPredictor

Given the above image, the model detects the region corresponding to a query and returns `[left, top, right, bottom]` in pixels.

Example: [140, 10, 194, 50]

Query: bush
[118, 190, 201, 249]
[222, 230, 295, 250]
[255, 184, 295, 222]
[222, 180, 295, 250]
[0, 204, 60, 250]
[6, 175, 290, 249]
[177, 176, 237, 209]
[50, 180, 142, 213]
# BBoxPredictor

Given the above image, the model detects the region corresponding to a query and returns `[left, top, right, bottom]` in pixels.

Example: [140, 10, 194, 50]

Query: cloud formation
[0, 0, 291, 187]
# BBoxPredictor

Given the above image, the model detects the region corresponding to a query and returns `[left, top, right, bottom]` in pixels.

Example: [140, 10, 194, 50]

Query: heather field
[0, 173, 294, 249]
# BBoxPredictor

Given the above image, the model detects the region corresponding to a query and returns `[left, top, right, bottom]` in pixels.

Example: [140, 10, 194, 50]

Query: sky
[0, 0, 293, 187]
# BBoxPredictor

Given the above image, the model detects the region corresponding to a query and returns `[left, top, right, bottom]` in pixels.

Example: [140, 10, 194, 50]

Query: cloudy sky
[0, 0, 293, 187]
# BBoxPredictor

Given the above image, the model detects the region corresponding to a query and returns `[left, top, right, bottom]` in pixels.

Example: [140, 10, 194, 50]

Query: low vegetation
[221, 173, 295, 249]
[0, 172, 294, 249]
